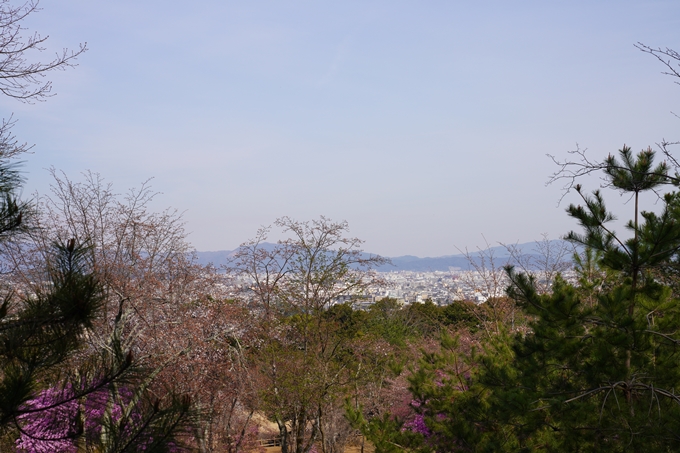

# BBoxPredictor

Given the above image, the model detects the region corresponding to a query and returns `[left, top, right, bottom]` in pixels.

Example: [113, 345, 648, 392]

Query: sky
[1, 0, 680, 257]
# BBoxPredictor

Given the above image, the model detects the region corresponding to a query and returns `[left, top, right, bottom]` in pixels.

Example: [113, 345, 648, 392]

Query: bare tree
[502, 234, 574, 294]
[548, 43, 680, 200]
[455, 238, 511, 336]
[1, 168, 208, 352]
[228, 217, 389, 453]
[161, 295, 262, 453]
[35, 169, 199, 313]
[228, 225, 295, 318]
[634, 42, 680, 176]
[0, 169, 245, 449]
[0, 0, 86, 102]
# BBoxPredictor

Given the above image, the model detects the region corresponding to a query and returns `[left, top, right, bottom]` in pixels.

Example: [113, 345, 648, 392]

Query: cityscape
[198, 238, 576, 307]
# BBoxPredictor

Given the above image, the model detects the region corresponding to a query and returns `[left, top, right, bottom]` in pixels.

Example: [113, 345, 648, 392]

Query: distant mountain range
[194, 240, 577, 272]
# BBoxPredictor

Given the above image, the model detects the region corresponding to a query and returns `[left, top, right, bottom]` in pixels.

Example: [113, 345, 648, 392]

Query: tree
[455, 242, 516, 337]
[354, 146, 680, 452]
[0, 239, 115, 432]
[0, 168, 199, 451]
[635, 43, 680, 86]
[229, 217, 389, 453]
[348, 42, 680, 452]
[0, 0, 95, 442]
[0, 2, 197, 450]
[13, 301, 195, 453]
[5, 168, 226, 451]
[502, 234, 574, 295]
[161, 296, 262, 453]
[22, 169, 204, 329]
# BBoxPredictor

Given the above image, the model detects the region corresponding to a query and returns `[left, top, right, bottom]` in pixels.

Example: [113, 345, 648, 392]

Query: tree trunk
[277, 418, 289, 453]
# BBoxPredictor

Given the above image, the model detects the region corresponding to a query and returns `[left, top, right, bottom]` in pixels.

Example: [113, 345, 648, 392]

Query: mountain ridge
[194, 240, 576, 272]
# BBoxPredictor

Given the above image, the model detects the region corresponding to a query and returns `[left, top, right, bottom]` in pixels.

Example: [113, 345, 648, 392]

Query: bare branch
[636, 42, 680, 85]
[0, 0, 87, 103]
[547, 145, 680, 205]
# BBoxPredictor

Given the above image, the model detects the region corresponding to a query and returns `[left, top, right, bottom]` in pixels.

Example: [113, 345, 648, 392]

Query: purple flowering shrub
[226, 424, 264, 453]
[346, 334, 481, 453]
[15, 382, 180, 453]
[397, 362, 470, 450]
[402, 413, 431, 437]
[14, 385, 80, 453]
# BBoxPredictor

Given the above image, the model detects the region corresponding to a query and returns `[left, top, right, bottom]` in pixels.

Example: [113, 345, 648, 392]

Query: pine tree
[352, 146, 680, 452]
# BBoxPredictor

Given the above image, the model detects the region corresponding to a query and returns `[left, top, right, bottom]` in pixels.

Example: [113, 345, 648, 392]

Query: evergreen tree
[351, 146, 680, 452]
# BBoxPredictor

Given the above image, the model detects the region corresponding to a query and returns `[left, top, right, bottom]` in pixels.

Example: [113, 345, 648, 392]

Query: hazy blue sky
[2, 0, 680, 257]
